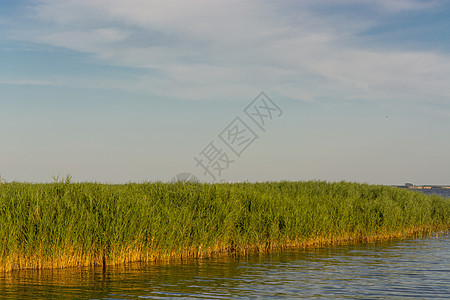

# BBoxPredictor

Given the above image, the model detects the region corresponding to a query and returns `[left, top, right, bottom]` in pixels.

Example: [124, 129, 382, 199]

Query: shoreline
[0, 227, 449, 272]
[2, 227, 447, 273]
[1, 181, 449, 272]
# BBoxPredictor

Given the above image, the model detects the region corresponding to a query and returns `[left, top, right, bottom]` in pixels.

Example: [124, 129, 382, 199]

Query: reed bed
[0, 180, 448, 272]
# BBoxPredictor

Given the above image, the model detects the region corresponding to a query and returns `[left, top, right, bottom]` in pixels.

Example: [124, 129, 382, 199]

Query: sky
[1, 0, 450, 185]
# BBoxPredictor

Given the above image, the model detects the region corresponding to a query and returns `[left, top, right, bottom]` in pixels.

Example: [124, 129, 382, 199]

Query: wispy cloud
[370, 0, 443, 12]
[307, 0, 443, 12]
[0, 78, 55, 86]
[6, 0, 450, 105]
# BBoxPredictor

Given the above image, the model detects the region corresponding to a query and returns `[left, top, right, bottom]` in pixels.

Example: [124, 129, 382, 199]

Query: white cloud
[372, 0, 442, 12]
[310, 0, 442, 12]
[7, 0, 450, 106]
[0, 79, 55, 86]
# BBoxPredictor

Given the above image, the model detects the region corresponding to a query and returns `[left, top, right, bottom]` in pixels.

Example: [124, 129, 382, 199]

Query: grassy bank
[0, 181, 448, 272]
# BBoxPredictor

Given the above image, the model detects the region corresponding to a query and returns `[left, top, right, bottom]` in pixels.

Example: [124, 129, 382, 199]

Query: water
[2, 188, 449, 299]
[413, 188, 450, 199]
[1, 234, 449, 299]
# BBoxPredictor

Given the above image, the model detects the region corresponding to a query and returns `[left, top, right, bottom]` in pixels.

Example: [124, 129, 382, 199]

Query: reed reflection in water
[1, 234, 449, 299]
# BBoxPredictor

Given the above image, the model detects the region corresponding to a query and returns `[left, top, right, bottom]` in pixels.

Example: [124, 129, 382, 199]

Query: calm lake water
[412, 188, 450, 199]
[1, 234, 449, 299]
[1, 188, 449, 299]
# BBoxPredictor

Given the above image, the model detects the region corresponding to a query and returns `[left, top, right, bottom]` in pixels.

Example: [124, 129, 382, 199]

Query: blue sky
[1, 0, 449, 184]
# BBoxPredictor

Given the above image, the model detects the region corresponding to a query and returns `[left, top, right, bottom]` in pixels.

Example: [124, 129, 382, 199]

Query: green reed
[0, 181, 448, 271]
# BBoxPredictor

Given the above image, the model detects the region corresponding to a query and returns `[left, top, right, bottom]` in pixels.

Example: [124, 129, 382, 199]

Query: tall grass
[0, 181, 448, 272]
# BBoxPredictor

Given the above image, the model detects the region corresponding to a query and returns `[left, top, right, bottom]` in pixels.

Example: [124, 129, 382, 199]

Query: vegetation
[0, 180, 448, 272]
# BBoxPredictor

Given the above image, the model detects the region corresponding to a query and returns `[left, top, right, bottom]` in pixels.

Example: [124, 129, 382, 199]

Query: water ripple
[1, 235, 449, 299]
